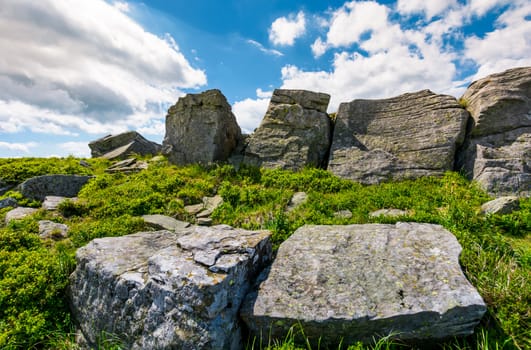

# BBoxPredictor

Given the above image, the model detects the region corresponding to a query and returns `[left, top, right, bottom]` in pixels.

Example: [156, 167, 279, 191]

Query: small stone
[333, 210, 352, 219]
[370, 209, 410, 218]
[197, 217, 213, 226]
[142, 214, 191, 231]
[0, 197, 17, 209]
[39, 220, 68, 240]
[184, 203, 204, 215]
[481, 196, 520, 215]
[5, 207, 38, 224]
[286, 192, 308, 212]
[42, 196, 76, 211]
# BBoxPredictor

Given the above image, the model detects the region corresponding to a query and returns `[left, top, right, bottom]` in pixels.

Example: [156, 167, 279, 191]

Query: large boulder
[456, 67, 531, 196]
[69, 225, 271, 349]
[241, 223, 486, 347]
[89, 131, 162, 160]
[19, 174, 92, 201]
[162, 89, 242, 166]
[328, 90, 468, 184]
[241, 89, 332, 170]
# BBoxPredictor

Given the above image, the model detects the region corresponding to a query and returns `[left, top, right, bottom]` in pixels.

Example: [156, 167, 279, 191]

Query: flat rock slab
[241, 223, 486, 347]
[42, 196, 77, 211]
[481, 196, 520, 215]
[69, 225, 272, 350]
[142, 214, 191, 231]
[20, 174, 92, 201]
[39, 220, 68, 240]
[5, 207, 38, 224]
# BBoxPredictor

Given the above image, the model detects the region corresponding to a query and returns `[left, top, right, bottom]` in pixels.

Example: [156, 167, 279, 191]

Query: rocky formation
[481, 196, 520, 215]
[69, 225, 271, 349]
[241, 223, 486, 347]
[19, 175, 92, 201]
[328, 90, 468, 184]
[89, 131, 161, 160]
[241, 89, 332, 170]
[5, 207, 37, 224]
[184, 195, 224, 226]
[105, 158, 148, 173]
[38, 220, 68, 240]
[141, 214, 191, 231]
[456, 67, 531, 196]
[162, 89, 241, 166]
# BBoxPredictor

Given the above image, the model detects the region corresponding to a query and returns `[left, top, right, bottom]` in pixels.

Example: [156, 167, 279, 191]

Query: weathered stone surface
[0, 178, 13, 196]
[333, 209, 352, 219]
[242, 89, 332, 170]
[329, 90, 468, 184]
[370, 208, 410, 218]
[0, 197, 17, 209]
[105, 158, 148, 173]
[286, 192, 308, 212]
[196, 195, 224, 218]
[456, 67, 531, 196]
[142, 214, 191, 231]
[20, 175, 92, 201]
[5, 207, 37, 224]
[89, 131, 162, 160]
[241, 223, 486, 347]
[39, 220, 68, 240]
[69, 225, 272, 349]
[162, 89, 242, 165]
[42, 196, 76, 211]
[481, 196, 520, 215]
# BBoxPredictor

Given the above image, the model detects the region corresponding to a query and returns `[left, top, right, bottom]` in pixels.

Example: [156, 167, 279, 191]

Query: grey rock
[162, 89, 242, 166]
[286, 192, 308, 212]
[370, 209, 410, 218]
[142, 214, 191, 231]
[329, 90, 468, 184]
[333, 209, 352, 219]
[184, 203, 205, 216]
[105, 158, 148, 173]
[481, 196, 520, 215]
[42, 196, 76, 211]
[242, 89, 332, 170]
[69, 225, 272, 349]
[39, 220, 68, 240]
[89, 131, 162, 160]
[0, 178, 13, 196]
[241, 223, 486, 347]
[456, 67, 531, 196]
[20, 174, 92, 201]
[0, 197, 17, 209]
[5, 207, 37, 224]
[197, 217, 213, 226]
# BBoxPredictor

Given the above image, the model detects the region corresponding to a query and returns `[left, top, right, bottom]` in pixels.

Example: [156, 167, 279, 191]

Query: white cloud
[59, 142, 91, 158]
[246, 40, 283, 56]
[464, 1, 531, 79]
[0, 141, 38, 153]
[0, 0, 205, 137]
[269, 11, 306, 46]
[396, 0, 458, 19]
[468, 0, 512, 17]
[232, 89, 271, 134]
[311, 37, 328, 58]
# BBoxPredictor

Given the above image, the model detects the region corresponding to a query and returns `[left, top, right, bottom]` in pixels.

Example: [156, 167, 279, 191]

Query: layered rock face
[241, 223, 486, 347]
[162, 89, 242, 166]
[89, 131, 161, 160]
[328, 90, 468, 184]
[456, 67, 531, 196]
[241, 89, 332, 170]
[69, 225, 271, 349]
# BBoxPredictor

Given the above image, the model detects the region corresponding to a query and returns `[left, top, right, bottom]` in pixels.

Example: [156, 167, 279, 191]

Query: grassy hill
[0, 156, 529, 349]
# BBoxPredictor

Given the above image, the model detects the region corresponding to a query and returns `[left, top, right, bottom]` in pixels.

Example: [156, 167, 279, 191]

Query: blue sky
[0, 0, 530, 158]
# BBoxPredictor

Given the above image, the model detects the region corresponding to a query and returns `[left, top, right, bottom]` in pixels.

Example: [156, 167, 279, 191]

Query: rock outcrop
[69, 225, 271, 349]
[241, 223, 486, 347]
[5, 207, 37, 224]
[328, 90, 468, 184]
[19, 175, 92, 201]
[456, 67, 531, 196]
[241, 89, 332, 170]
[89, 131, 162, 160]
[162, 89, 242, 166]
[105, 158, 148, 173]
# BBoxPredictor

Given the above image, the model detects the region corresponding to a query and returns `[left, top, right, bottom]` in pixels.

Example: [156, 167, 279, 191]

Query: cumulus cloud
[0, 0, 206, 137]
[269, 11, 306, 46]
[232, 89, 272, 133]
[0, 141, 38, 153]
[396, 0, 458, 19]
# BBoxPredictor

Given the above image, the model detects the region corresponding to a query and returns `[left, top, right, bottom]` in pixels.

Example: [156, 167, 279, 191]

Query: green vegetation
[0, 157, 529, 349]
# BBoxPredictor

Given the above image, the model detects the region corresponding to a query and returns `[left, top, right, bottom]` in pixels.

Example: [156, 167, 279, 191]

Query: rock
[105, 158, 148, 173]
[162, 89, 242, 166]
[196, 195, 224, 218]
[241, 223, 486, 347]
[286, 192, 308, 212]
[197, 217, 213, 226]
[242, 89, 332, 170]
[184, 203, 205, 216]
[0, 197, 17, 209]
[42, 196, 76, 211]
[481, 196, 520, 215]
[89, 131, 162, 160]
[370, 208, 410, 218]
[142, 214, 191, 231]
[5, 207, 38, 224]
[0, 178, 13, 196]
[79, 160, 91, 168]
[333, 209, 352, 219]
[20, 174, 92, 201]
[39, 220, 68, 240]
[69, 225, 272, 349]
[456, 67, 531, 196]
[329, 90, 468, 184]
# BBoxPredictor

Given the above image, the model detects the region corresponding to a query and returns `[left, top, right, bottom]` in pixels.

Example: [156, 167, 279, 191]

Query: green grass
[0, 157, 529, 349]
